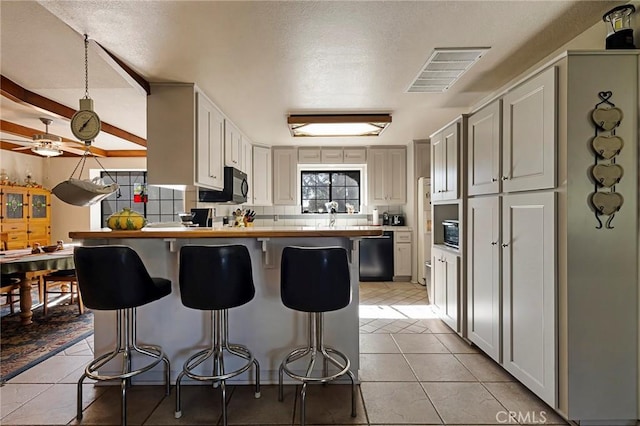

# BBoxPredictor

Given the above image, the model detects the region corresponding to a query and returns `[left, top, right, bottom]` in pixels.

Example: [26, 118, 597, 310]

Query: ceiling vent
[407, 48, 490, 93]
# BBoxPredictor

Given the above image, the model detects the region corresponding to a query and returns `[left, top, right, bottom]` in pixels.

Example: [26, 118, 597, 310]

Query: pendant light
[52, 34, 120, 206]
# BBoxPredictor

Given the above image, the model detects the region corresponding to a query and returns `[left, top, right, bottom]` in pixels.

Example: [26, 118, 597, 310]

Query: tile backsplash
[193, 200, 405, 227]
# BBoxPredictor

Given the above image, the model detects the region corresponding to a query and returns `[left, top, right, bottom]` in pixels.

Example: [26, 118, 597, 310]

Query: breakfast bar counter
[69, 226, 382, 385]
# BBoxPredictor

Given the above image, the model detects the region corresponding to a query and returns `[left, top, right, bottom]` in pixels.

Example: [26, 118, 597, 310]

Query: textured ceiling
[0, 1, 619, 150]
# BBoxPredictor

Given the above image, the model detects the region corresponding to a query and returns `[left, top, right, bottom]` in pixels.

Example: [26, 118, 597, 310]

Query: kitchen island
[68, 226, 382, 384]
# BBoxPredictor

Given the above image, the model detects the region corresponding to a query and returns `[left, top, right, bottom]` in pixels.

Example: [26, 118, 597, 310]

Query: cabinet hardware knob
[491, 241, 497, 245]
[502, 243, 509, 247]
[501, 176, 509, 181]
[491, 178, 498, 182]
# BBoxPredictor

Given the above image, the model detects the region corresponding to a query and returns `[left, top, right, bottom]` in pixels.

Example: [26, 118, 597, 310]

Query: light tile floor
[0, 282, 567, 425]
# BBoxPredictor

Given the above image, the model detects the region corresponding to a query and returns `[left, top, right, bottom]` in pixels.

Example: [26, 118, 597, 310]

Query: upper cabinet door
[387, 148, 407, 204]
[367, 147, 406, 205]
[196, 92, 224, 190]
[343, 148, 366, 164]
[298, 147, 321, 164]
[431, 121, 459, 201]
[321, 148, 344, 163]
[442, 122, 459, 201]
[252, 146, 272, 206]
[502, 67, 556, 193]
[272, 147, 297, 205]
[224, 120, 242, 168]
[468, 100, 501, 196]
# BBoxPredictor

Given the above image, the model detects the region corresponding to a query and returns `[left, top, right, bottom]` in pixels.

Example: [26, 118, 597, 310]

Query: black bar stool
[175, 245, 260, 425]
[278, 246, 356, 426]
[73, 246, 171, 426]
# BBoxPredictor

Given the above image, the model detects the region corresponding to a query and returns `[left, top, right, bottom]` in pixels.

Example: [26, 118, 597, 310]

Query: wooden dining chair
[42, 269, 85, 316]
[0, 232, 21, 314]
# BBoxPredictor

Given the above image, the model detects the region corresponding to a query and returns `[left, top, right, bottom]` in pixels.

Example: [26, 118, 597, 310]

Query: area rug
[1, 302, 93, 383]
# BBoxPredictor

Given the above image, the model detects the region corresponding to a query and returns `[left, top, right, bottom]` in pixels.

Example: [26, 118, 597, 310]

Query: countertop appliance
[359, 231, 394, 281]
[442, 220, 460, 249]
[391, 214, 405, 226]
[381, 212, 390, 226]
[198, 167, 248, 203]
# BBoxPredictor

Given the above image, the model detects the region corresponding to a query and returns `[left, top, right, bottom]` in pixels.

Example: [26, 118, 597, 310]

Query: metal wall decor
[589, 91, 624, 229]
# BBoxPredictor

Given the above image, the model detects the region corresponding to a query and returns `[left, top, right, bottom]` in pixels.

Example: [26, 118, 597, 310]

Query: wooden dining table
[1, 245, 76, 325]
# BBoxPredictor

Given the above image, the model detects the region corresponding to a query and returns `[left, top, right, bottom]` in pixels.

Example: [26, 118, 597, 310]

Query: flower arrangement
[325, 201, 338, 213]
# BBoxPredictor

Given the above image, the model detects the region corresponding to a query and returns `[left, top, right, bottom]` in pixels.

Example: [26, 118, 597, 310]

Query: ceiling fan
[7, 117, 84, 157]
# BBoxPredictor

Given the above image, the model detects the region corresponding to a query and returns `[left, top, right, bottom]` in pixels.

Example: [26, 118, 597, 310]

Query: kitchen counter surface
[69, 226, 383, 239]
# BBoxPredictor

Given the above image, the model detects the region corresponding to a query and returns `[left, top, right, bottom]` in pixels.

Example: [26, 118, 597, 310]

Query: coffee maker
[382, 211, 390, 226]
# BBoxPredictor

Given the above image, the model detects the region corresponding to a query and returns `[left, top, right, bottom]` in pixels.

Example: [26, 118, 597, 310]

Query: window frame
[297, 164, 366, 214]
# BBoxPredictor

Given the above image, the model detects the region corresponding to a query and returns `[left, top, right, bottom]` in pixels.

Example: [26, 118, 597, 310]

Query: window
[301, 170, 360, 213]
[100, 171, 183, 225]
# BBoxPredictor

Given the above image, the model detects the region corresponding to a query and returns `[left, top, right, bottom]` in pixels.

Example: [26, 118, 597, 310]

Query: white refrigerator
[417, 177, 432, 290]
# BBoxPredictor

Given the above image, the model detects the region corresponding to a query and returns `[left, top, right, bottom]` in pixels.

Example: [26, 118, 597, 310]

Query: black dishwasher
[359, 231, 394, 281]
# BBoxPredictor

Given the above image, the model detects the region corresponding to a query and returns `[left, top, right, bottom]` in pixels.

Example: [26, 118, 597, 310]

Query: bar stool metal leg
[175, 309, 260, 424]
[76, 307, 170, 426]
[278, 312, 356, 426]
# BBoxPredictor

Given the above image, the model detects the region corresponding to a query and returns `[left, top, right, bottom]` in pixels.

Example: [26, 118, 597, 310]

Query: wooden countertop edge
[69, 228, 384, 239]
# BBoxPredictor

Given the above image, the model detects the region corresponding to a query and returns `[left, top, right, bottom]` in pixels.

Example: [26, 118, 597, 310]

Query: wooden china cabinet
[0, 185, 51, 249]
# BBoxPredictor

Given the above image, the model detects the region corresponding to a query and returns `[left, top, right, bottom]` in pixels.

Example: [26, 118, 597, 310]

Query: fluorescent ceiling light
[288, 114, 392, 137]
[407, 47, 490, 93]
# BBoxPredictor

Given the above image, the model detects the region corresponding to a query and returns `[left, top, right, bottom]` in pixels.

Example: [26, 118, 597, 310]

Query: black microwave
[442, 220, 459, 249]
[198, 167, 248, 203]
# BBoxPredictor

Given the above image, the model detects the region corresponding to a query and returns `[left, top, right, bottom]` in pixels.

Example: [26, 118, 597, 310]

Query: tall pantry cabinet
[462, 51, 639, 423]
[430, 116, 466, 335]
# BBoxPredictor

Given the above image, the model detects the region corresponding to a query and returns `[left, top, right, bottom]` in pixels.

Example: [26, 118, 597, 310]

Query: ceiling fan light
[33, 133, 62, 144]
[31, 145, 63, 157]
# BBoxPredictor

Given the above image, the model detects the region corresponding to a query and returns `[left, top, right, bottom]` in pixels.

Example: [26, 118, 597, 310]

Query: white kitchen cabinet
[242, 137, 253, 203]
[432, 246, 459, 332]
[468, 100, 501, 196]
[367, 147, 406, 205]
[467, 196, 501, 362]
[224, 120, 242, 168]
[343, 148, 366, 164]
[272, 147, 297, 205]
[147, 83, 224, 190]
[252, 145, 271, 206]
[431, 120, 460, 201]
[502, 191, 555, 406]
[196, 93, 225, 190]
[321, 148, 343, 163]
[298, 147, 365, 164]
[393, 231, 412, 278]
[502, 67, 556, 193]
[298, 148, 321, 164]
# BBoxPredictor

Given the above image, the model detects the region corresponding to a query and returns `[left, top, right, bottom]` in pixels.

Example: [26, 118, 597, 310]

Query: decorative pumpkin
[106, 207, 147, 230]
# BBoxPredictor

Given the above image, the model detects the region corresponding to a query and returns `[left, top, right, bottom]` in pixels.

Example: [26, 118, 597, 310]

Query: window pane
[331, 173, 346, 186]
[302, 173, 317, 186]
[332, 187, 346, 199]
[317, 173, 330, 184]
[316, 187, 329, 199]
[345, 172, 360, 186]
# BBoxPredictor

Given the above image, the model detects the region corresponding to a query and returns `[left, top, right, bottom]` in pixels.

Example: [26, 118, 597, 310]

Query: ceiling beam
[90, 40, 150, 96]
[1, 119, 107, 157]
[0, 75, 147, 148]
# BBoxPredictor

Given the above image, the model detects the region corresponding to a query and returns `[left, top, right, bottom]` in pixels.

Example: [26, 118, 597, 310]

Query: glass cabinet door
[31, 193, 48, 219]
[4, 190, 26, 220]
